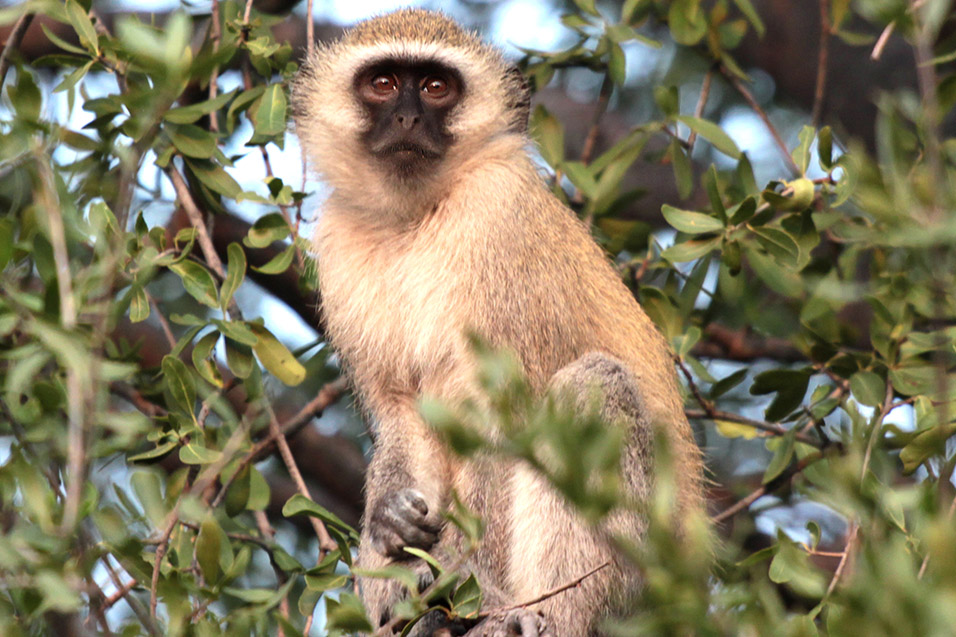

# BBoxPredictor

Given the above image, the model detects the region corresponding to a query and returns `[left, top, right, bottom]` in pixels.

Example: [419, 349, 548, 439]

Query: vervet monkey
[292, 9, 706, 636]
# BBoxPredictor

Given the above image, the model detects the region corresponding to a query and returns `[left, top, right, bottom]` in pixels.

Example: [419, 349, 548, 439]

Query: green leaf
[164, 88, 239, 124]
[732, 0, 765, 36]
[191, 331, 223, 388]
[710, 368, 748, 399]
[169, 260, 219, 308]
[40, 23, 88, 56]
[212, 319, 259, 347]
[128, 440, 178, 463]
[763, 427, 796, 483]
[660, 236, 721, 262]
[282, 494, 354, 535]
[250, 324, 305, 386]
[670, 137, 693, 199]
[608, 41, 627, 86]
[751, 369, 811, 421]
[662, 205, 725, 234]
[0, 218, 13, 270]
[162, 355, 195, 414]
[247, 466, 271, 511]
[530, 106, 565, 167]
[305, 573, 349, 592]
[184, 158, 241, 199]
[250, 243, 295, 275]
[225, 338, 255, 379]
[325, 593, 373, 633]
[572, 0, 600, 17]
[66, 0, 99, 55]
[703, 164, 726, 222]
[9, 68, 41, 122]
[129, 285, 150, 323]
[221, 243, 246, 312]
[166, 123, 218, 159]
[818, 126, 833, 170]
[654, 86, 679, 118]
[224, 464, 250, 517]
[244, 212, 290, 248]
[250, 83, 288, 138]
[53, 59, 93, 93]
[130, 470, 166, 528]
[562, 161, 597, 198]
[451, 573, 483, 619]
[752, 227, 800, 268]
[850, 371, 885, 408]
[403, 547, 444, 574]
[676, 115, 741, 159]
[768, 535, 827, 598]
[179, 443, 223, 465]
[669, 0, 708, 45]
[792, 126, 815, 174]
[900, 423, 956, 473]
[196, 516, 223, 584]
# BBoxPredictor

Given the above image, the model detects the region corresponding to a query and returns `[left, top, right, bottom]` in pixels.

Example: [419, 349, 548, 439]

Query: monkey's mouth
[377, 142, 441, 160]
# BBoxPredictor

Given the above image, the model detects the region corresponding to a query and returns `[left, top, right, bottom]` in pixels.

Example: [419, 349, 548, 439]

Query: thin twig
[208, 0, 222, 133]
[911, 1, 943, 224]
[811, 0, 830, 126]
[580, 74, 614, 166]
[103, 579, 138, 610]
[150, 507, 181, 618]
[37, 151, 89, 534]
[0, 11, 34, 88]
[685, 408, 823, 447]
[146, 289, 177, 350]
[166, 167, 227, 279]
[686, 69, 713, 153]
[490, 561, 611, 615]
[210, 378, 347, 508]
[677, 357, 824, 448]
[110, 382, 168, 419]
[722, 67, 801, 175]
[824, 523, 857, 597]
[254, 510, 290, 635]
[265, 405, 338, 553]
[712, 451, 825, 523]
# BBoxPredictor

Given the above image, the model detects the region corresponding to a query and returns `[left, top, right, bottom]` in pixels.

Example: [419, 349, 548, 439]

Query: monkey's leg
[498, 353, 652, 637]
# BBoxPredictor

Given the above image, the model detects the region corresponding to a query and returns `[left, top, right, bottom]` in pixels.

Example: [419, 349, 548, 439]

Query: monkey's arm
[362, 397, 452, 559]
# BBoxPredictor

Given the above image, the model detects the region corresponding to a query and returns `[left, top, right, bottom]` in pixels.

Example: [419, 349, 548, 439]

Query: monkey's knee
[549, 352, 643, 425]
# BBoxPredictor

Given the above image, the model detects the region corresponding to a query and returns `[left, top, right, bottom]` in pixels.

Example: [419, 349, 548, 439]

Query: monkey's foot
[369, 488, 443, 558]
[462, 609, 553, 637]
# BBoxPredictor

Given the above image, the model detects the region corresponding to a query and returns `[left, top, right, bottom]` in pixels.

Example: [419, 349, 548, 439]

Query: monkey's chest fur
[313, 154, 677, 427]
[314, 193, 606, 407]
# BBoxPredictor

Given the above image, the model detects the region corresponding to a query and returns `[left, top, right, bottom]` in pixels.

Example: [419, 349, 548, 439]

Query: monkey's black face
[354, 60, 462, 178]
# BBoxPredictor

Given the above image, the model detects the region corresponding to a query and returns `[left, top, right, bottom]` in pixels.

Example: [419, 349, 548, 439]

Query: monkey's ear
[506, 65, 532, 134]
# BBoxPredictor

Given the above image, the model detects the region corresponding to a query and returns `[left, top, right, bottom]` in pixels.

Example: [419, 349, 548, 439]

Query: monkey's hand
[368, 488, 443, 558]
[463, 609, 552, 637]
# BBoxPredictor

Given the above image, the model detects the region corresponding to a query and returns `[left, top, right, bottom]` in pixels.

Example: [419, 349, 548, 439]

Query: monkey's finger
[394, 488, 429, 517]
[515, 613, 540, 637]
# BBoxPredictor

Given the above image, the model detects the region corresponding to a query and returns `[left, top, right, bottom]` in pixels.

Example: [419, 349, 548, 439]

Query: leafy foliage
[1, 0, 956, 635]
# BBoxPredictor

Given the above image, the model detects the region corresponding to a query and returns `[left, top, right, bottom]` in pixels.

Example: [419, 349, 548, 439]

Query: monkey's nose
[396, 113, 420, 130]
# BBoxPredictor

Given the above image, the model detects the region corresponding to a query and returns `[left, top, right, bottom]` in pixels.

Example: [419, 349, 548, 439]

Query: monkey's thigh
[505, 352, 650, 636]
[506, 465, 633, 636]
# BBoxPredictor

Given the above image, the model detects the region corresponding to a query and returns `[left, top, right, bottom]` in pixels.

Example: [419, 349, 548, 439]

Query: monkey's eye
[371, 74, 398, 94]
[421, 76, 449, 98]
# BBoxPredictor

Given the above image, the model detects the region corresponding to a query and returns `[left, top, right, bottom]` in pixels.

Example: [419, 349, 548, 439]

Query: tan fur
[293, 10, 706, 635]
